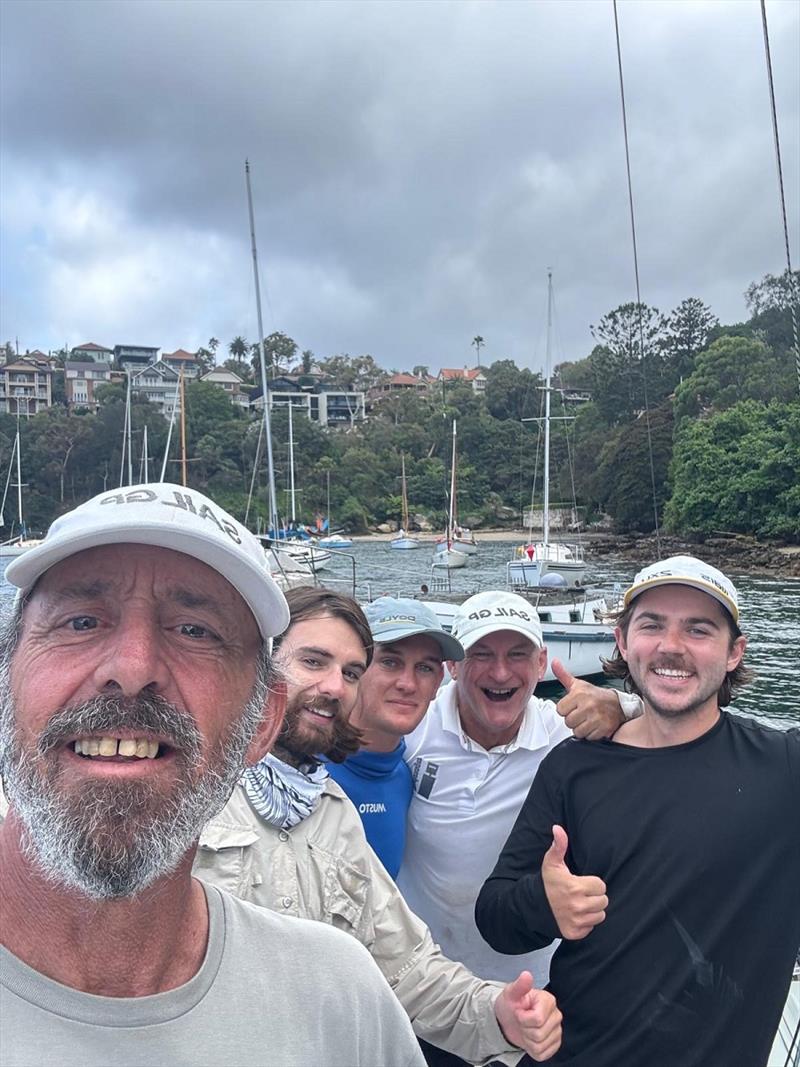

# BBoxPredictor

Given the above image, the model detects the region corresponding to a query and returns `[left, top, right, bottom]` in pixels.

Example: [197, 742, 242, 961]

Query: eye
[69, 615, 98, 632]
[343, 668, 363, 683]
[300, 656, 323, 668]
[379, 657, 400, 670]
[418, 663, 436, 674]
[179, 623, 216, 640]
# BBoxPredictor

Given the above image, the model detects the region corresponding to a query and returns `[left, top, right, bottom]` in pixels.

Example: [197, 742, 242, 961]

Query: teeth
[654, 669, 691, 678]
[309, 708, 333, 719]
[486, 688, 513, 695]
[72, 737, 161, 760]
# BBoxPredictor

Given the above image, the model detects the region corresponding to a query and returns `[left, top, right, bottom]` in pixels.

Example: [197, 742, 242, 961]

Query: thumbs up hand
[541, 824, 608, 940]
[553, 658, 625, 740]
[494, 971, 563, 1062]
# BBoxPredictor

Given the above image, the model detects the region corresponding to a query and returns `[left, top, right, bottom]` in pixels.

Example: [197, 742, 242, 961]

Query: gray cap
[364, 597, 464, 661]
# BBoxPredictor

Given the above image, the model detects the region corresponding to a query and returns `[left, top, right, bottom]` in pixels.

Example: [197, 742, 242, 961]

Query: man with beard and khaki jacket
[195, 587, 563, 1065]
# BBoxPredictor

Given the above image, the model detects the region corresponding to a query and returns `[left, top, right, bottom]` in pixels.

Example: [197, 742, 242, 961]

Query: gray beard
[0, 684, 268, 901]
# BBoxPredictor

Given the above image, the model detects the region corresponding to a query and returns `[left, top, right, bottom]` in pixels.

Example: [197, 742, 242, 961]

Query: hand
[494, 971, 563, 1062]
[541, 824, 607, 940]
[553, 659, 625, 740]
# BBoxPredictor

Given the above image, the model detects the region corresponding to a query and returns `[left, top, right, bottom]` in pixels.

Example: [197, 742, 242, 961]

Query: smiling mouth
[303, 706, 334, 720]
[652, 668, 693, 680]
[72, 737, 164, 759]
[481, 687, 518, 703]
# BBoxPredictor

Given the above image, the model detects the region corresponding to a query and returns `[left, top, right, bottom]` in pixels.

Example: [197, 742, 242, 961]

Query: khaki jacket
[195, 778, 522, 1066]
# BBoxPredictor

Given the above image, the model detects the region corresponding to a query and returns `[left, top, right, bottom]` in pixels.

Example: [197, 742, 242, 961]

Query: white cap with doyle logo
[5, 483, 290, 640]
[452, 591, 544, 651]
[623, 555, 739, 623]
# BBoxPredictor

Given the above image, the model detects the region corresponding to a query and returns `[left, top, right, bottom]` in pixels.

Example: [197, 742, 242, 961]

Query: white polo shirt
[397, 679, 571, 987]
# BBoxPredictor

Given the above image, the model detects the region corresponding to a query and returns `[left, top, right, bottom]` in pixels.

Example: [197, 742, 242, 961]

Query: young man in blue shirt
[326, 597, 463, 877]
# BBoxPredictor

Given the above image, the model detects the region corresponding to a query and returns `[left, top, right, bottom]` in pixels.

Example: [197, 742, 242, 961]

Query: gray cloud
[1, 0, 797, 372]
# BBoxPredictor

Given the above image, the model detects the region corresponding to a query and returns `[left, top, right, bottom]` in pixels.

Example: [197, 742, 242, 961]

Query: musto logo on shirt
[411, 758, 440, 799]
[358, 803, 387, 814]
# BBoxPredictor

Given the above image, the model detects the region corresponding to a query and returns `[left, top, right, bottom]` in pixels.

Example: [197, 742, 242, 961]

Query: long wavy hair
[274, 587, 373, 761]
[603, 599, 754, 708]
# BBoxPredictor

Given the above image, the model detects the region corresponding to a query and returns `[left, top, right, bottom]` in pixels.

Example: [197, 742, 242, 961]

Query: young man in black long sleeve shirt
[476, 556, 800, 1067]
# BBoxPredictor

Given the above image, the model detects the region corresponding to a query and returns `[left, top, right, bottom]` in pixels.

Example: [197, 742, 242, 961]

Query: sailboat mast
[245, 159, 280, 537]
[179, 368, 188, 487]
[15, 421, 23, 531]
[401, 454, 409, 530]
[448, 421, 458, 540]
[288, 401, 296, 523]
[126, 371, 134, 488]
[542, 271, 553, 551]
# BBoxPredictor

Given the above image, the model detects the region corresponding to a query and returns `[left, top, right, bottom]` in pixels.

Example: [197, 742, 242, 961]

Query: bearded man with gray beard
[0, 483, 424, 1067]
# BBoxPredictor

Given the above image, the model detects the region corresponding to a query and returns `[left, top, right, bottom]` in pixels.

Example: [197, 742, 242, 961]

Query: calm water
[2, 541, 797, 729]
[320, 539, 800, 730]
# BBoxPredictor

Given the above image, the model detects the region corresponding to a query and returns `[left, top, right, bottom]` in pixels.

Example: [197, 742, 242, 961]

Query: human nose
[394, 664, 418, 693]
[657, 624, 687, 655]
[488, 656, 513, 683]
[92, 613, 171, 697]
[318, 665, 347, 701]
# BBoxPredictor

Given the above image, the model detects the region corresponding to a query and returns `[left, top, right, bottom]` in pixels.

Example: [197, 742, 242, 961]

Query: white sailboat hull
[431, 547, 468, 569]
[0, 539, 41, 559]
[390, 537, 421, 550]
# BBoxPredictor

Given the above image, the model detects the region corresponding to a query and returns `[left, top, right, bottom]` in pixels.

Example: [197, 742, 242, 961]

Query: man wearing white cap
[395, 589, 637, 1067]
[0, 483, 424, 1067]
[476, 556, 800, 1067]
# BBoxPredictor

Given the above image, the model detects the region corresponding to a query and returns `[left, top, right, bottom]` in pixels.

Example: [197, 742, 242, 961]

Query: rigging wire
[760, 0, 800, 394]
[612, 0, 662, 554]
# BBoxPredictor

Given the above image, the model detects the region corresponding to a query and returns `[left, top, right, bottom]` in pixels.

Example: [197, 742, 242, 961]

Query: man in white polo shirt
[397, 591, 639, 1067]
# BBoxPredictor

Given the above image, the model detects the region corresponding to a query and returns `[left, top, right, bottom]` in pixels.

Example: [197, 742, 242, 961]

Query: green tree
[251, 332, 299, 379]
[672, 335, 790, 422]
[588, 303, 669, 422]
[663, 297, 718, 384]
[472, 335, 485, 366]
[316, 353, 386, 391]
[301, 349, 314, 374]
[484, 360, 542, 421]
[666, 400, 800, 539]
[228, 336, 249, 364]
[744, 269, 800, 316]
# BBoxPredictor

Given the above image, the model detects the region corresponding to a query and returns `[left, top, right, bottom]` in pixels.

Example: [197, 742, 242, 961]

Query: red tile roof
[386, 372, 425, 386]
[73, 342, 112, 352]
[162, 349, 199, 361]
[439, 367, 485, 381]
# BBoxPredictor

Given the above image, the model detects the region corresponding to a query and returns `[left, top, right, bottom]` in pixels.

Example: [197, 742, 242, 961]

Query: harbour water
[2, 541, 798, 729]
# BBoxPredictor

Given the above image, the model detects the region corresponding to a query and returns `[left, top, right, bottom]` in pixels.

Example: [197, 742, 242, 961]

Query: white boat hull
[0, 539, 41, 558]
[438, 538, 477, 555]
[319, 535, 353, 549]
[431, 548, 468, 569]
[390, 537, 421, 550]
[508, 556, 586, 589]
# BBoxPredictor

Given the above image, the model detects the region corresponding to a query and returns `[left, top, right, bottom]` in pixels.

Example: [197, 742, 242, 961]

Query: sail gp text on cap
[99, 488, 243, 544]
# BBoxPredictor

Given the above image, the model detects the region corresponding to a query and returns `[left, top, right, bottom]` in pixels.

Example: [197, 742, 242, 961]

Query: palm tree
[228, 336, 248, 364]
[472, 335, 485, 366]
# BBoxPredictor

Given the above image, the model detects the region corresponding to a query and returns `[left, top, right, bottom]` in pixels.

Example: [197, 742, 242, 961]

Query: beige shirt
[195, 778, 522, 1066]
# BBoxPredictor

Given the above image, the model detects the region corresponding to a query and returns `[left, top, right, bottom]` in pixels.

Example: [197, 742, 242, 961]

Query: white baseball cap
[5, 483, 290, 640]
[452, 591, 544, 651]
[623, 555, 739, 623]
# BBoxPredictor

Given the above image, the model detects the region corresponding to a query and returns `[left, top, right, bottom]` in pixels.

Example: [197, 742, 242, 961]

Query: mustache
[37, 693, 203, 764]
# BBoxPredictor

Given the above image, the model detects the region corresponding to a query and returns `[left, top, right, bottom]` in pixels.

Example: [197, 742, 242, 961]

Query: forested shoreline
[3, 270, 798, 552]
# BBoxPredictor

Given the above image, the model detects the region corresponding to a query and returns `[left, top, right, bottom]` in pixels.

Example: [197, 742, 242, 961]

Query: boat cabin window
[569, 610, 581, 623]
[538, 612, 552, 623]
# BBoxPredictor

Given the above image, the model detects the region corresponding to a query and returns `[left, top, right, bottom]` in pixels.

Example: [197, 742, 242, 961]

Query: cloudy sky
[1, 0, 797, 375]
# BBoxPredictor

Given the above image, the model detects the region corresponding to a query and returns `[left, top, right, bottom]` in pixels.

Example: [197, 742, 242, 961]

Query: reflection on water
[3, 542, 797, 729]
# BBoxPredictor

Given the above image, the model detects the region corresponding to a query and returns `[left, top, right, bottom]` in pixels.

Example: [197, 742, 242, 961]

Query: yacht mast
[245, 159, 280, 537]
[542, 271, 553, 552]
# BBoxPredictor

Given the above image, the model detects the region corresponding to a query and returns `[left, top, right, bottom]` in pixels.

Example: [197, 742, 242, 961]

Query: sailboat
[270, 402, 331, 570]
[319, 470, 353, 549]
[0, 423, 41, 558]
[390, 454, 421, 550]
[432, 422, 467, 569]
[508, 272, 586, 589]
